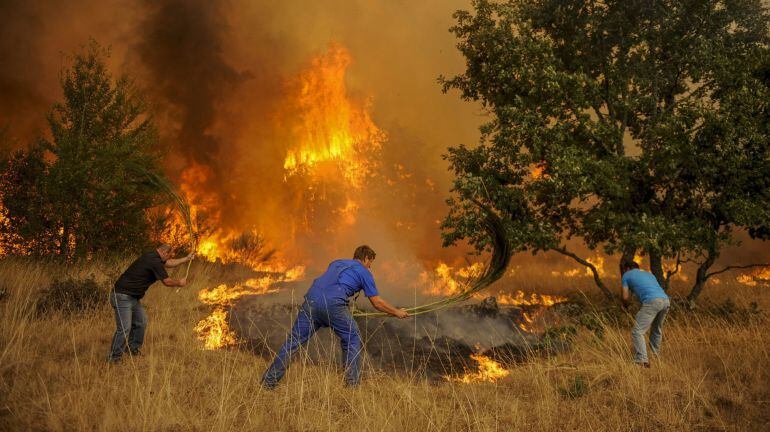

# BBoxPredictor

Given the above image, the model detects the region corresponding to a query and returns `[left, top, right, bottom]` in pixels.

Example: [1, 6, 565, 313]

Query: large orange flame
[282, 43, 385, 189]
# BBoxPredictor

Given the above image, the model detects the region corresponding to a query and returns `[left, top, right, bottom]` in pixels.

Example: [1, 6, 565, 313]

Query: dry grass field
[1, 257, 768, 432]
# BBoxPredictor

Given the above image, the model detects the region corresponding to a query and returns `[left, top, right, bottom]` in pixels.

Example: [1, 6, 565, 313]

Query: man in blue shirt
[261, 245, 409, 388]
[621, 260, 671, 367]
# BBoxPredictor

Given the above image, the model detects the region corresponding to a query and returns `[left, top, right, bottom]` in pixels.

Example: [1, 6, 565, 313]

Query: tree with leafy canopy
[440, 0, 770, 302]
[0, 41, 167, 257]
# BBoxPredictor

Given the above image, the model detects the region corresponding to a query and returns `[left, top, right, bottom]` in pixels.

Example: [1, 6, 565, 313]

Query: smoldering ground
[226, 292, 570, 381]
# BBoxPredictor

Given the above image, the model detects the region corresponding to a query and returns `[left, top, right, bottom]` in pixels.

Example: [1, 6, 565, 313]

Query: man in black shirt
[107, 244, 193, 363]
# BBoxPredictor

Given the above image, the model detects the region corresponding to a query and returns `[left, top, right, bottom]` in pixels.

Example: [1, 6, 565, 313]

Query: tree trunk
[687, 251, 718, 303]
[619, 246, 636, 278]
[648, 251, 666, 289]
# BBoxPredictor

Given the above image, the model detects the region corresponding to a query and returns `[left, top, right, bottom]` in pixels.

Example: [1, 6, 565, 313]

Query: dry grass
[1, 257, 768, 432]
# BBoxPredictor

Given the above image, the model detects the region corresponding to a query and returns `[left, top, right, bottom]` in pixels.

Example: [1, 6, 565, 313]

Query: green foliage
[441, 0, 770, 300]
[36, 276, 106, 315]
[577, 313, 606, 339]
[542, 325, 577, 345]
[0, 41, 167, 257]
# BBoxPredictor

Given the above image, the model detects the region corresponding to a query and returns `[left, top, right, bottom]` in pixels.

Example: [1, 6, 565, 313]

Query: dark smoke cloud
[137, 0, 245, 181]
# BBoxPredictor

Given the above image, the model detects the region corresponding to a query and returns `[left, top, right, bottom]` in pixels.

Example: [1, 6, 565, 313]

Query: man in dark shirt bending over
[107, 244, 193, 363]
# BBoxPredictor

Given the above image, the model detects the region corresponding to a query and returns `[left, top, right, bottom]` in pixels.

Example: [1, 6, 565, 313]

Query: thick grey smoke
[136, 0, 245, 196]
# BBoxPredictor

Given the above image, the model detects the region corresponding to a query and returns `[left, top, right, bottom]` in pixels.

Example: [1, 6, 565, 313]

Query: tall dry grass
[0, 257, 768, 431]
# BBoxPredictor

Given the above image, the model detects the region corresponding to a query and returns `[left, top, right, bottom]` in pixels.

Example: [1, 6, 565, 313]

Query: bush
[36, 276, 106, 315]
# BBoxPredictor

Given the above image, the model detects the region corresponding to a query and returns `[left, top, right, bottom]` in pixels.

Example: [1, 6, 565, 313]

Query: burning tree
[440, 0, 770, 301]
[0, 41, 167, 257]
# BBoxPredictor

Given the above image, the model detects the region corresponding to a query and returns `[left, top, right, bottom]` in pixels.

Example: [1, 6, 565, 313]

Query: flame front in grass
[447, 354, 510, 383]
[736, 268, 770, 287]
[496, 291, 568, 307]
[194, 264, 306, 350]
[517, 311, 535, 332]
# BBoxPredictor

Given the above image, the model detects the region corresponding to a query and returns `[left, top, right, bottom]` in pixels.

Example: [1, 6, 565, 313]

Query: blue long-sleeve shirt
[305, 259, 379, 305]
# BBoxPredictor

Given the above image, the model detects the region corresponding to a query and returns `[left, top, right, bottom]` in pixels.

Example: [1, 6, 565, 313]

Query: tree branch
[706, 263, 770, 279]
[552, 246, 615, 300]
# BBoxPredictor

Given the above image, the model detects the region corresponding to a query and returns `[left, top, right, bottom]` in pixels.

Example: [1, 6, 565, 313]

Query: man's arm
[368, 295, 409, 318]
[165, 253, 195, 268]
[162, 277, 187, 287]
[621, 285, 631, 308]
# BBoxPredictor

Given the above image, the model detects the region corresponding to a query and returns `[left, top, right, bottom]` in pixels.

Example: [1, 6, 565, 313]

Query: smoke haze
[1, 0, 766, 293]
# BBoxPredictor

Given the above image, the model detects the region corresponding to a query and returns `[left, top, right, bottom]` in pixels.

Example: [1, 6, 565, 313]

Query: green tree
[0, 41, 166, 257]
[440, 0, 770, 301]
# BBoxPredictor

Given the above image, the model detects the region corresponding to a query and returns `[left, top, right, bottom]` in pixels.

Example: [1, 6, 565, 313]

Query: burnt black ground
[228, 295, 571, 381]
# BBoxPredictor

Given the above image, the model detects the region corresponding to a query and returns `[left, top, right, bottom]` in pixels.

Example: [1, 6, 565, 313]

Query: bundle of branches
[353, 206, 512, 317]
[130, 164, 197, 278]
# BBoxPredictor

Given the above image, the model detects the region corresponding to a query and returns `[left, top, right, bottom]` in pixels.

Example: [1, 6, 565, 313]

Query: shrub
[36, 276, 106, 316]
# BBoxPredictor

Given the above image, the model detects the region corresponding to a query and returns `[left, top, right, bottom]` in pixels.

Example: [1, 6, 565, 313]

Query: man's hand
[162, 277, 187, 287]
[186, 252, 196, 262]
[368, 295, 410, 319]
[393, 308, 409, 319]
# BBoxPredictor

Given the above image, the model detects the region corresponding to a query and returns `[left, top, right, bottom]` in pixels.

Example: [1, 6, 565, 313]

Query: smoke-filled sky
[1, 0, 767, 290]
[0, 0, 481, 264]
[0, 0, 480, 160]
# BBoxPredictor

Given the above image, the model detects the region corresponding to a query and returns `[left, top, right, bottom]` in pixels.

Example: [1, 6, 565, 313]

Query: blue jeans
[107, 291, 147, 361]
[632, 298, 670, 363]
[262, 299, 362, 388]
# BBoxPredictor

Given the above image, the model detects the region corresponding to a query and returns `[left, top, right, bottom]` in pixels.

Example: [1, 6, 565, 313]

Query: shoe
[261, 381, 277, 390]
[128, 348, 142, 356]
[635, 362, 650, 368]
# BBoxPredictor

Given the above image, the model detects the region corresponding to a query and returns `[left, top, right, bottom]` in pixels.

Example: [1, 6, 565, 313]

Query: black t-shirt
[114, 251, 169, 299]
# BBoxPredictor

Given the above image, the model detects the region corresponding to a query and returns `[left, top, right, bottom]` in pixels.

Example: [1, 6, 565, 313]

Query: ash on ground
[229, 295, 571, 381]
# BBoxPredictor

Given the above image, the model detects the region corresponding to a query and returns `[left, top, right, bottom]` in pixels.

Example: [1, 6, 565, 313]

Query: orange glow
[446, 354, 510, 383]
[419, 261, 485, 296]
[530, 163, 547, 179]
[736, 267, 770, 286]
[554, 255, 606, 278]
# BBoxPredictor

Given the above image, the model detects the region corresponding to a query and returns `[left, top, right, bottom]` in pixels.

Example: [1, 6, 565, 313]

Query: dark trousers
[262, 299, 363, 387]
[107, 291, 147, 361]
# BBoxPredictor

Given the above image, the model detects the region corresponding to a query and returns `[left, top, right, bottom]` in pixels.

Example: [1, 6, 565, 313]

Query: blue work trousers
[107, 291, 147, 361]
[262, 299, 362, 388]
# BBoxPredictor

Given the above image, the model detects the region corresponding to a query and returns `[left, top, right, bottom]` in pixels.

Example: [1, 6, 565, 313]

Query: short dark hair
[157, 243, 172, 253]
[620, 259, 640, 274]
[353, 245, 376, 261]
